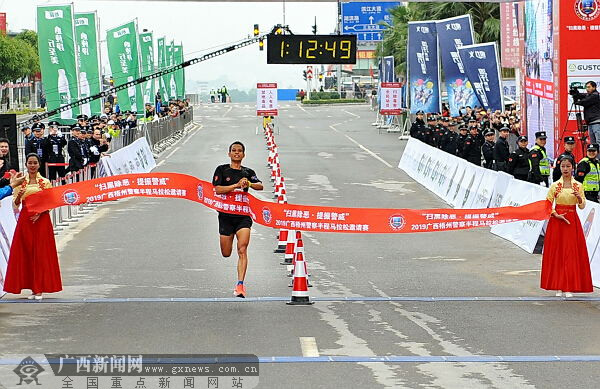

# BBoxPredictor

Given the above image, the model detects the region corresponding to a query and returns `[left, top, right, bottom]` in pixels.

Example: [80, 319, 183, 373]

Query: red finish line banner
[25, 173, 552, 234]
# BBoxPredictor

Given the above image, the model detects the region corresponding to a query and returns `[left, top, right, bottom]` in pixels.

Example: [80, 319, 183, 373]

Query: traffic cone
[289, 237, 312, 287]
[287, 248, 313, 305]
[281, 229, 296, 265]
[277, 193, 287, 204]
[288, 232, 303, 277]
[274, 229, 288, 253]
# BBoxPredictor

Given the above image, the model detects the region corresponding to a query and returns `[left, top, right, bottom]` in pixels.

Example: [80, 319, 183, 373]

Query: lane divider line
[299, 337, 320, 357]
[329, 124, 393, 168]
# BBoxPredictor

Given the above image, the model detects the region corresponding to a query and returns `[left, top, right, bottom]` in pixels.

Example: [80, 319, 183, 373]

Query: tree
[377, 2, 501, 78]
[15, 30, 38, 52]
[0, 34, 24, 84]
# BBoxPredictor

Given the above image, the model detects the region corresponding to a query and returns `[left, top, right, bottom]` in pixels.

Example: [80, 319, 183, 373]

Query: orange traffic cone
[275, 229, 288, 253]
[281, 229, 296, 265]
[287, 247, 313, 305]
[289, 237, 312, 287]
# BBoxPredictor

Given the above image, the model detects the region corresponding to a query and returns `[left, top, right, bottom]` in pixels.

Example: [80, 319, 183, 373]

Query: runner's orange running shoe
[234, 284, 246, 298]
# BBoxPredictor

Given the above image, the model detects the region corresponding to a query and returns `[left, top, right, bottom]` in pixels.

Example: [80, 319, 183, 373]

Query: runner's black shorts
[218, 213, 253, 236]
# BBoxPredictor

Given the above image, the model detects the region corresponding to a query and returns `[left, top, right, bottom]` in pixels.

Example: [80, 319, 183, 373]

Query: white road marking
[156, 160, 165, 167]
[222, 106, 233, 117]
[329, 124, 393, 168]
[299, 337, 320, 357]
[164, 146, 181, 160]
[343, 109, 360, 118]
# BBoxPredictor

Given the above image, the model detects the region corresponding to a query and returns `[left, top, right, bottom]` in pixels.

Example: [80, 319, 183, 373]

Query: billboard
[407, 21, 441, 114]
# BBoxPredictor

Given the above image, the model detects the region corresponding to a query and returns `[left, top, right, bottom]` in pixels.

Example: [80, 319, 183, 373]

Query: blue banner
[436, 15, 478, 117]
[457, 42, 504, 112]
[407, 21, 441, 114]
[342, 2, 401, 42]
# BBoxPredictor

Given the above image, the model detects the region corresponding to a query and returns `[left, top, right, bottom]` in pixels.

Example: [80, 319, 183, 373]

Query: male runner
[212, 141, 263, 298]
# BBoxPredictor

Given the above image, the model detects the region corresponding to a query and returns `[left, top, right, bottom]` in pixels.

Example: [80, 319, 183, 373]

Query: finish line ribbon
[26, 173, 552, 234]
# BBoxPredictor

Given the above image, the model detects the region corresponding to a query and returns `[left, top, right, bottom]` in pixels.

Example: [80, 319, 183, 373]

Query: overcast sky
[1, 0, 339, 91]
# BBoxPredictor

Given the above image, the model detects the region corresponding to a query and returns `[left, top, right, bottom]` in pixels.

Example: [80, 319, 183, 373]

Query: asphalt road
[1, 102, 600, 389]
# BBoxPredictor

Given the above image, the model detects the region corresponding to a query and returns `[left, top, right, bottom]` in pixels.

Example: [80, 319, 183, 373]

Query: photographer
[571, 81, 600, 143]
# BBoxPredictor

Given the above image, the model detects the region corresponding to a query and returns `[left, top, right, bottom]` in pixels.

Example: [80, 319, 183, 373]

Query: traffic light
[319, 73, 323, 81]
[312, 17, 317, 35]
[259, 37, 264, 51]
[302, 71, 307, 81]
[275, 27, 283, 35]
[253, 24, 259, 37]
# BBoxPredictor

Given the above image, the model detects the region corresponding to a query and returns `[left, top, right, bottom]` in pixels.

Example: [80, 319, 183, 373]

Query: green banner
[173, 44, 185, 100]
[157, 37, 170, 102]
[74, 12, 102, 117]
[139, 31, 155, 105]
[168, 40, 176, 101]
[37, 5, 79, 122]
[106, 20, 143, 113]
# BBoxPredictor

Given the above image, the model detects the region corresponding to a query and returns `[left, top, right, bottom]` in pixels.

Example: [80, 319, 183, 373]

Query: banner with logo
[37, 5, 80, 122]
[173, 44, 185, 100]
[74, 12, 102, 117]
[436, 15, 478, 116]
[106, 20, 144, 113]
[458, 42, 504, 112]
[157, 37, 170, 102]
[98, 138, 156, 176]
[467, 168, 499, 209]
[407, 21, 441, 114]
[139, 31, 155, 105]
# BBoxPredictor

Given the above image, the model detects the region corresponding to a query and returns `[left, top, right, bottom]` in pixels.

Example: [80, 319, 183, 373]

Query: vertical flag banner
[407, 21, 441, 114]
[74, 12, 102, 117]
[256, 83, 278, 116]
[458, 42, 505, 112]
[500, 2, 522, 68]
[157, 37, 170, 102]
[436, 15, 478, 116]
[168, 40, 176, 101]
[173, 44, 185, 100]
[139, 31, 155, 105]
[37, 5, 80, 122]
[106, 20, 143, 113]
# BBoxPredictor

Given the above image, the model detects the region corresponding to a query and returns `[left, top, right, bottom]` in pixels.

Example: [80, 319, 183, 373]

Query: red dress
[3, 175, 62, 295]
[541, 180, 593, 292]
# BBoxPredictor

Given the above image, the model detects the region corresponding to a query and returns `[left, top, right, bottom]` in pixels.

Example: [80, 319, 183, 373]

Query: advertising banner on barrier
[489, 171, 513, 208]
[139, 31, 155, 105]
[37, 4, 80, 122]
[99, 138, 156, 176]
[467, 168, 498, 209]
[436, 15, 478, 116]
[490, 179, 548, 253]
[458, 42, 504, 112]
[106, 20, 144, 113]
[577, 201, 600, 287]
[157, 37, 170, 101]
[0, 196, 17, 295]
[74, 12, 102, 117]
[407, 21, 441, 114]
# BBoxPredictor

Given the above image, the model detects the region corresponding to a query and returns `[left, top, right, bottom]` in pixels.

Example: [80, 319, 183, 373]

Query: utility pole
[337, 0, 342, 97]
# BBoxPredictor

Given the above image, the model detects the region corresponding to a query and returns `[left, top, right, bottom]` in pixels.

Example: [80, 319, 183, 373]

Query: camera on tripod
[569, 86, 582, 100]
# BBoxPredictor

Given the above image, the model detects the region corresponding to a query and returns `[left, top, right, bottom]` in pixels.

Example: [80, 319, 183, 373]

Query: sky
[1, 0, 340, 91]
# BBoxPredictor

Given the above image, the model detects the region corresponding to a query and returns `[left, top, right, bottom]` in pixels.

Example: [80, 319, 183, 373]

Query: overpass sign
[341, 2, 401, 42]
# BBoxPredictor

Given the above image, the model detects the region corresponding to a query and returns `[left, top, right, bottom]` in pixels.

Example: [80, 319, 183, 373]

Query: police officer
[423, 115, 436, 146]
[409, 110, 427, 142]
[528, 131, 551, 187]
[431, 117, 446, 149]
[68, 126, 86, 180]
[575, 143, 600, 202]
[462, 125, 483, 165]
[441, 121, 459, 154]
[508, 135, 530, 181]
[482, 130, 496, 169]
[552, 136, 576, 182]
[455, 126, 469, 157]
[26, 123, 47, 177]
[493, 126, 511, 171]
[44, 121, 67, 181]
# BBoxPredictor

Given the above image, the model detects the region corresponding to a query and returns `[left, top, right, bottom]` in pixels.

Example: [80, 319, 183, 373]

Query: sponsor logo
[197, 184, 204, 200]
[74, 17, 89, 26]
[389, 214, 406, 230]
[225, 177, 231, 182]
[113, 27, 130, 38]
[63, 190, 80, 205]
[262, 207, 272, 224]
[44, 10, 64, 19]
[142, 36, 152, 42]
[14, 356, 44, 385]
[575, 0, 600, 21]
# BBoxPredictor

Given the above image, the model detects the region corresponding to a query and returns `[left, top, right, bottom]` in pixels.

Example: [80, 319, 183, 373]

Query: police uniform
[552, 136, 576, 182]
[575, 144, 600, 202]
[409, 111, 427, 142]
[212, 164, 261, 236]
[26, 123, 47, 177]
[44, 121, 67, 181]
[508, 136, 530, 181]
[441, 123, 458, 154]
[482, 131, 496, 169]
[422, 118, 435, 146]
[462, 130, 483, 166]
[68, 126, 86, 177]
[455, 129, 469, 157]
[493, 127, 510, 171]
[528, 131, 551, 187]
[432, 123, 446, 149]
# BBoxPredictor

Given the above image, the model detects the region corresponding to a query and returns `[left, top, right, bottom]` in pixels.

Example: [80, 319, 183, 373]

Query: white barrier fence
[399, 137, 600, 287]
[98, 138, 157, 177]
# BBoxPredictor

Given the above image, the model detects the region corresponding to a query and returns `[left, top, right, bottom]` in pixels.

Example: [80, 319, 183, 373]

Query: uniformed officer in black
[508, 135, 530, 181]
[455, 126, 469, 157]
[44, 121, 67, 181]
[462, 125, 483, 165]
[493, 126, 510, 171]
[432, 117, 446, 149]
[409, 110, 427, 142]
[26, 123, 47, 177]
[441, 121, 459, 154]
[68, 126, 86, 180]
[423, 115, 435, 146]
[575, 143, 600, 202]
[528, 131, 551, 187]
[482, 130, 496, 169]
[552, 136, 576, 182]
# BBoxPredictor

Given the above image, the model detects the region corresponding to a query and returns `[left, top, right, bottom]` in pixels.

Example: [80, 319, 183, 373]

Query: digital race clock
[267, 34, 357, 65]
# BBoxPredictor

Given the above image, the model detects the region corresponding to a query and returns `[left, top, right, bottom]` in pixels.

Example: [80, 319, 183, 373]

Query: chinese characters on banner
[379, 82, 402, 115]
[500, 3, 521, 68]
[256, 83, 278, 116]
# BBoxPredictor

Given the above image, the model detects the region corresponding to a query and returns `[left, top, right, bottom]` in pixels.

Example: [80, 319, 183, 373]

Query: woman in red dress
[542, 155, 593, 297]
[3, 153, 62, 300]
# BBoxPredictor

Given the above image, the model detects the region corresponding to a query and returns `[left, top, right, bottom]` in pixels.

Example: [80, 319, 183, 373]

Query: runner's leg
[219, 234, 234, 257]
[235, 228, 251, 281]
